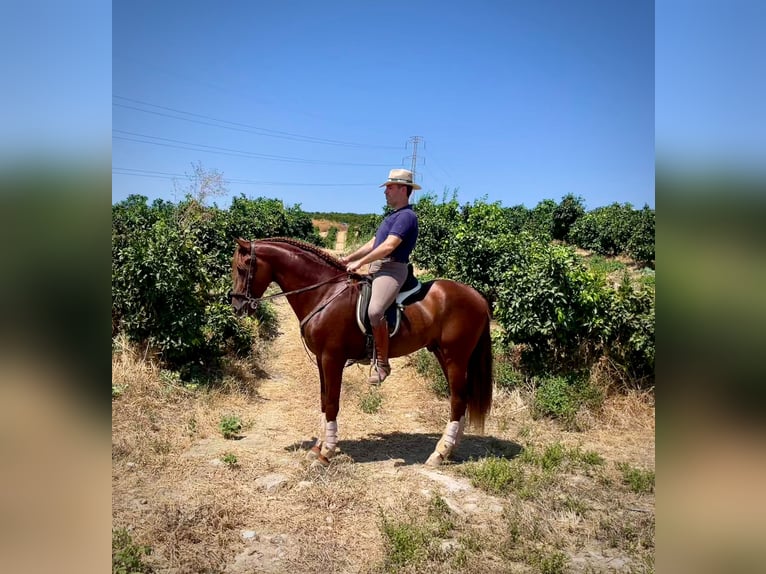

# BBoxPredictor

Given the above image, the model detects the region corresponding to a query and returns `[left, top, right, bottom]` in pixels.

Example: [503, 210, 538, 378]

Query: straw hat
[379, 168, 421, 190]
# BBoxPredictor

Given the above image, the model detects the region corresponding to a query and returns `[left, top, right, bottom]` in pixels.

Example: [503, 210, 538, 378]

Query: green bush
[412, 192, 460, 278]
[112, 189, 323, 378]
[552, 194, 586, 241]
[359, 388, 383, 414]
[532, 373, 605, 426]
[112, 201, 254, 374]
[568, 202, 654, 265]
[626, 205, 655, 266]
[494, 356, 523, 391]
[324, 226, 338, 248]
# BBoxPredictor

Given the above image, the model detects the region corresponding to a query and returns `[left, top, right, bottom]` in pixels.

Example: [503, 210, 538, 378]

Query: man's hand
[346, 259, 363, 273]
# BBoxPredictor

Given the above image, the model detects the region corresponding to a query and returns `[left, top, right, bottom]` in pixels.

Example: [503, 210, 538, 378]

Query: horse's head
[229, 238, 271, 316]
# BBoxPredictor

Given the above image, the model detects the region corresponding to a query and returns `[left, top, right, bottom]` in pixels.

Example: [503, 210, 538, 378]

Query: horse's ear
[235, 238, 250, 250]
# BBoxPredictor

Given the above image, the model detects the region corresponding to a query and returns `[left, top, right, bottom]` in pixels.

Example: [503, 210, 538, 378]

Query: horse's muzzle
[229, 291, 257, 316]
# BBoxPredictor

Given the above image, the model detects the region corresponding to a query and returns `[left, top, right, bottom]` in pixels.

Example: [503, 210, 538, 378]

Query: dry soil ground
[112, 295, 655, 573]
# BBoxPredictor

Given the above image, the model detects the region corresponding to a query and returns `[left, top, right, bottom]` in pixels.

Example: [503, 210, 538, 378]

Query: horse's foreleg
[307, 412, 326, 461]
[307, 357, 328, 462]
[312, 354, 344, 465]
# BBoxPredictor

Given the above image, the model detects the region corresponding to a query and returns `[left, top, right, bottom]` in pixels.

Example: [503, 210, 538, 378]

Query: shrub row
[411, 194, 654, 386]
[112, 193, 320, 379]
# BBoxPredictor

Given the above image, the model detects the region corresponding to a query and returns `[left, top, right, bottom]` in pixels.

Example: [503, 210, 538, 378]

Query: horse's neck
[265, 244, 343, 320]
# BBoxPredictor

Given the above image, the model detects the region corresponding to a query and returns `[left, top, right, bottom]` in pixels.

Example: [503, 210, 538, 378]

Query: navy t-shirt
[373, 205, 419, 263]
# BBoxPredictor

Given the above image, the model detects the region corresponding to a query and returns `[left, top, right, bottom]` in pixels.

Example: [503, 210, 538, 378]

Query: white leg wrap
[444, 420, 460, 443]
[432, 420, 461, 460]
[321, 419, 338, 458]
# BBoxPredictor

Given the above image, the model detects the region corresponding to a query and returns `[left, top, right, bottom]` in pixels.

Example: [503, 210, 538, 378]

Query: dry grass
[112, 299, 655, 573]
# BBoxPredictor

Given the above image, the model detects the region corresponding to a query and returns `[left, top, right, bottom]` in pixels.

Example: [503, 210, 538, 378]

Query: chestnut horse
[230, 237, 493, 466]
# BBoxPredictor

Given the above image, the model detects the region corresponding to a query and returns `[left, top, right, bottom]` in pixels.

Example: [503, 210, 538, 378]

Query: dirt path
[334, 229, 347, 251]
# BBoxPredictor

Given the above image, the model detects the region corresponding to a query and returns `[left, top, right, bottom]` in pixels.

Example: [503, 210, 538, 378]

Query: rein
[256, 272, 349, 303]
[229, 240, 349, 311]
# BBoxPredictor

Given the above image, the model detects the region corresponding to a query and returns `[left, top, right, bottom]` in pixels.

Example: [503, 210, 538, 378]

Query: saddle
[347, 265, 434, 366]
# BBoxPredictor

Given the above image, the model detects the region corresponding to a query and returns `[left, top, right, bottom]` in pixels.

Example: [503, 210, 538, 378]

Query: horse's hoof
[310, 454, 331, 469]
[306, 446, 321, 461]
[425, 452, 444, 467]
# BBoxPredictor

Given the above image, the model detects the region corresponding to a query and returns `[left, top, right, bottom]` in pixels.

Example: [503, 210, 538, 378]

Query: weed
[576, 448, 605, 467]
[617, 462, 655, 494]
[379, 495, 457, 571]
[494, 357, 523, 391]
[219, 414, 242, 439]
[459, 456, 525, 495]
[380, 514, 429, 570]
[186, 416, 197, 438]
[535, 549, 569, 574]
[427, 493, 454, 537]
[540, 443, 566, 471]
[359, 388, 382, 414]
[557, 495, 589, 516]
[159, 369, 182, 386]
[221, 452, 238, 467]
[598, 512, 655, 552]
[112, 528, 153, 574]
[112, 384, 126, 399]
[587, 254, 626, 276]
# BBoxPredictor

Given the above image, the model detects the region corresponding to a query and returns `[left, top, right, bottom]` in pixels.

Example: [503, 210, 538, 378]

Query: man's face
[384, 183, 406, 205]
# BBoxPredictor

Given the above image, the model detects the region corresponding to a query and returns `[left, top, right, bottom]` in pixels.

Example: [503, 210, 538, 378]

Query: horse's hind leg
[426, 351, 469, 466]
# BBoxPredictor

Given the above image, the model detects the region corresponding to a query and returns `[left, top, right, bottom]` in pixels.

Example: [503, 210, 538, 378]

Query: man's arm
[340, 237, 375, 265]
[346, 235, 402, 272]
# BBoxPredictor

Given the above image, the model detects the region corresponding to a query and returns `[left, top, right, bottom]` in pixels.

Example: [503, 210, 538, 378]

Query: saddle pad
[356, 281, 400, 337]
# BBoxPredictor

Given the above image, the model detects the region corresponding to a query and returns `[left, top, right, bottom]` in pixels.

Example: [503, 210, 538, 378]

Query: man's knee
[368, 307, 386, 327]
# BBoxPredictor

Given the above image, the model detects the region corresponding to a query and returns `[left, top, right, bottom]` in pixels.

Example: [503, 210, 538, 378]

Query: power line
[113, 95, 400, 150]
[112, 166, 375, 186]
[112, 130, 391, 166]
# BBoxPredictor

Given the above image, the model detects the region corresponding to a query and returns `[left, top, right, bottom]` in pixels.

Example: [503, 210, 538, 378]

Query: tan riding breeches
[367, 260, 408, 327]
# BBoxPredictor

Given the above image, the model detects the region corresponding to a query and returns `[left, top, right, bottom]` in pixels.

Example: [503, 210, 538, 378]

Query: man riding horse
[341, 168, 421, 385]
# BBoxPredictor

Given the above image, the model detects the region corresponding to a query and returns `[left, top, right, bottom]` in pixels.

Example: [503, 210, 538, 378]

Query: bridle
[228, 240, 349, 312]
[228, 241, 259, 311]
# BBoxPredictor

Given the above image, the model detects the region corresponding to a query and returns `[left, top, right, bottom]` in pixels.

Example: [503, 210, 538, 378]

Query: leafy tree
[569, 202, 637, 256]
[412, 191, 460, 277]
[525, 198, 557, 239]
[626, 204, 655, 266]
[552, 194, 586, 241]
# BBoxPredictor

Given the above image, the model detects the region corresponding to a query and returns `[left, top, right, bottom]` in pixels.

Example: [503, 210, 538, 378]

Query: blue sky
[113, 1, 654, 214]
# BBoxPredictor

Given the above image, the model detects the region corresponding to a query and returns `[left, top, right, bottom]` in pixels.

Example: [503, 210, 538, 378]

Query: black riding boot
[369, 321, 391, 385]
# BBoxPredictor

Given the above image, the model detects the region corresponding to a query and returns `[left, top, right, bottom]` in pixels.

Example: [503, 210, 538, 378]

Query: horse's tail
[466, 314, 493, 433]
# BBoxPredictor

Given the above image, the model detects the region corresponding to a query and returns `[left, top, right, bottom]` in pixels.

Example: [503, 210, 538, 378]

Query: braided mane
[258, 237, 345, 271]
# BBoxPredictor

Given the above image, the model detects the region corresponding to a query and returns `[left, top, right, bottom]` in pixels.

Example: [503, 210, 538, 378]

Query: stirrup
[345, 357, 370, 368]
